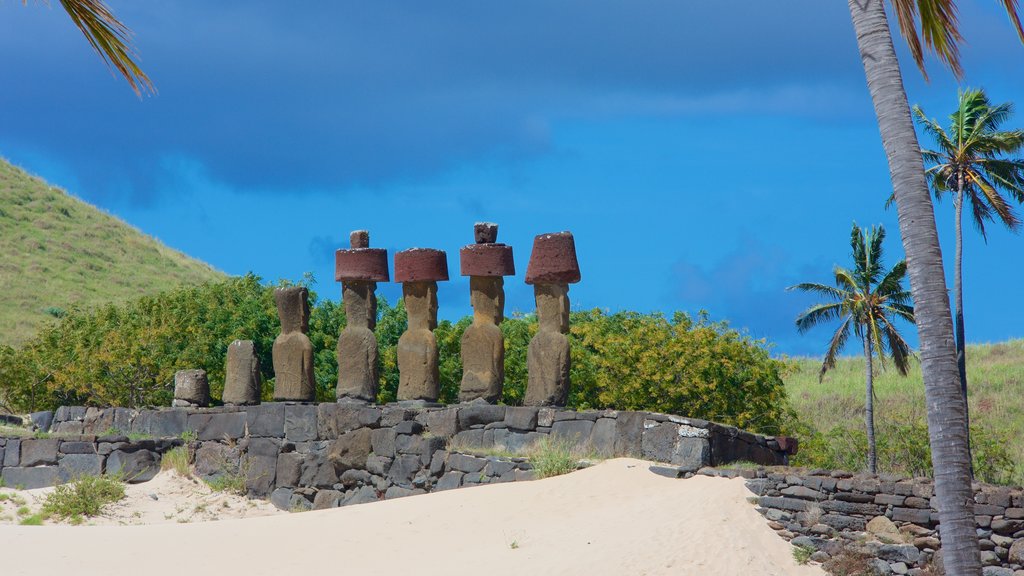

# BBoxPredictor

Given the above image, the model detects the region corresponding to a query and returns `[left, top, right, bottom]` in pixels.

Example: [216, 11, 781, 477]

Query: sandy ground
[0, 471, 283, 525]
[0, 458, 824, 576]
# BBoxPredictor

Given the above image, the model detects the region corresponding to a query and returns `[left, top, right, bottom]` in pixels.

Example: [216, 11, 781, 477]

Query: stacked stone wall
[0, 404, 790, 504]
[692, 466, 1024, 575]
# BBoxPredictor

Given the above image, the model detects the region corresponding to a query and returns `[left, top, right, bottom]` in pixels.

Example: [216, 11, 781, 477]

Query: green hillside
[0, 158, 224, 347]
[786, 340, 1024, 484]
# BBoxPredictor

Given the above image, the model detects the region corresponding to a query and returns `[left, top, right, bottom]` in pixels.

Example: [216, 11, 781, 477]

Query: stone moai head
[335, 229, 389, 329]
[395, 248, 448, 331]
[525, 231, 579, 334]
[275, 287, 310, 334]
[460, 222, 515, 324]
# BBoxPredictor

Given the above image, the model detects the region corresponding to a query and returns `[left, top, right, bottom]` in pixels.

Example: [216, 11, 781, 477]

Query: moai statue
[173, 369, 210, 407]
[524, 232, 581, 406]
[394, 248, 449, 402]
[335, 230, 389, 402]
[272, 286, 316, 402]
[223, 340, 262, 405]
[458, 222, 515, 403]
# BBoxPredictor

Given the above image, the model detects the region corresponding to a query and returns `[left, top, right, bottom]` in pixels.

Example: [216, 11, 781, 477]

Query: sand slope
[0, 458, 823, 576]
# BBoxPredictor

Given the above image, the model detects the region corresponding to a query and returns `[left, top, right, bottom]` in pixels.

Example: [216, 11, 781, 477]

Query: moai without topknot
[458, 223, 514, 403]
[223, 340, 262, 405]
[524, 232, 581, 406]
[335, 230, 389, 402]
[272, 286, 316, 402]
[394, 248, 449, 403]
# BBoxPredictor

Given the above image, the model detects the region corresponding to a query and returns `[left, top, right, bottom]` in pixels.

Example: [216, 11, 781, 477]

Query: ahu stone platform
[0, 403, 794, 508]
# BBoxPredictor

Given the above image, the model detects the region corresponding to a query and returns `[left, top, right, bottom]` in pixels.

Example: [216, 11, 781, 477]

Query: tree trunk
[954, 179, 973, 474]
[864, 331, 877, 474]
[846, 1, 980, 574]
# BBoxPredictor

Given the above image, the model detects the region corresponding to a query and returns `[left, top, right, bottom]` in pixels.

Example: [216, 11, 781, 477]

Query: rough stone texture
[328, 427, 373, 473]
[524, 231, 581, 285]
[223, 340, 262, 405]
[173, 369, 210, 407]
[335, 231, 389, 282]
[20, 438, 59, 467]
[337, 280, 379, 401]
[1, 466, 60, 489]
[284, 404, 318, 442]
[524, 282, 571, 406]
[460, 243, 515, 277]
[459, 276, 506, 403]
[106, 449, 159, 483]
[397, 281, 441, 402]
[394, 248, 449, 283]
[189, 412, 246, 441]
[59, 453, 103, 479]
[272, 287, 316, 401]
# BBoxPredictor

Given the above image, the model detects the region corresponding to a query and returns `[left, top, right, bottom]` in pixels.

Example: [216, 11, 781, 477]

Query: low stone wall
[0, 404, 792, 507]
[691, 466, 1024, 575]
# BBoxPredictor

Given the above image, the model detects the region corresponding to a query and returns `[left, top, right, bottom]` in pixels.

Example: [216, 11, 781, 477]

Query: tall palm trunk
[846, 1, 980, 574]
[864, 331, 877, 474]
[954, 177, 973, 473]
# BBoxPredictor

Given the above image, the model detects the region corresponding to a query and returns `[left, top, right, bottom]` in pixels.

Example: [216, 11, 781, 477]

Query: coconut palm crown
[789, 223, 915, 473]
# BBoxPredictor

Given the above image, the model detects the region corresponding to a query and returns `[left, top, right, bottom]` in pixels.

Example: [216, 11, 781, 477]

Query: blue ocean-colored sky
[2, 1, 1023, 355]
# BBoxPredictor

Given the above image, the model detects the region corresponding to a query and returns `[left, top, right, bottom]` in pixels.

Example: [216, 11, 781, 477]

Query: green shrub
[42, 475, 126, 520]
[792, 544, 814, 565]
[525, 437, 583, 479]
[161, 446, 192, 477]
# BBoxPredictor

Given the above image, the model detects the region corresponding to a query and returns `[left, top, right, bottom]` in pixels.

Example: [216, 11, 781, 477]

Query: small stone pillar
[524, 232, 580, 406]
[394, 248, 449, 402]
[335, 230, 389, 402]
[223, 340, 262, 405]
[458, 223, 515, 403]
[272, 286, 316, 402]
[173, 369, 210, 407]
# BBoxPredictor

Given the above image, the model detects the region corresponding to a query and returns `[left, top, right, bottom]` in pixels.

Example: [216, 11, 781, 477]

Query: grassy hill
[0, 158, 224, 347]
[786, 340, 1024, 484]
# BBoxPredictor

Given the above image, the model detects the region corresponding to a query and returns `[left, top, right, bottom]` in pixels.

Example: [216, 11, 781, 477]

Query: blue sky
[2, 1, 1024, 355]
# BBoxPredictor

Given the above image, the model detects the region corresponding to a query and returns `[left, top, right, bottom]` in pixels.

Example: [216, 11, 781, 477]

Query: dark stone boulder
[107, 449, 159, 483]
[246, 403, 286, 438]
[327, 427, 373, 474]
[188, 412, 246, 441]
[20, 438, 59, 467]
[1, 466, 60, 489]
[284, 404, 318, 442]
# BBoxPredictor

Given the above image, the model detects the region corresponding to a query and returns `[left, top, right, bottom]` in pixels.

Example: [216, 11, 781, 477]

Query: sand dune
[0, 458, 823, 576]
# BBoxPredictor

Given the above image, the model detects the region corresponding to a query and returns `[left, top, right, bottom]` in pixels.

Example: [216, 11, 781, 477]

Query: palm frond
[786, 282, 849, 302]
[913, 105, 955, 153]
[882, 301, 916, 324]
[52, 0, 154, 96]
[979, 157, 1024, 202]
[1000, 0, 1024, 44]
[969, 170, 1022, 231]
[875, 260, 909, 298]
[879, 315, 914, 376]
[794, 303, 846, 334]
[889, 0, 964, 79]
[819, 316, 853, 382]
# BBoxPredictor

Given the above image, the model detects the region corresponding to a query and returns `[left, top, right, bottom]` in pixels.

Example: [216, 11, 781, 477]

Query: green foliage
[42, 475, 126, 520]
[792, 544, 814, 565]
[161, 446, 192, 477]
[0, 159, 223, 348]
[1, 275, 790, 433]
[787, 342, 1024, 484]
[526, 437, 584, 479]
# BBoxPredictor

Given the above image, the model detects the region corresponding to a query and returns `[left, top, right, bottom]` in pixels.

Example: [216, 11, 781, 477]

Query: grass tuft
[41, 475, 126, 520]
[792, 544, 814, 565]
[160, 446, 192, 477]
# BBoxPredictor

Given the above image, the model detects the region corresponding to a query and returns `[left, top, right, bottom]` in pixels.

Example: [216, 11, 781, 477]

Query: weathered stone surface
[245, 455, 277, 496]
[397, 280, 441, 402]
[672, 437, 710, 470]
[422, 408, 459, 438]
[337, 280, 380, 401]
[642, 422, 679, 463]
[437, 470, 464, 491]
[552, 419, 594, 443]
[284, 404, 318, 442]
[459, 404, 507, 428]
[313, 489, 343, 510]
[173, 369, 210, 407]
[141, 409, 188, 438]
[344, 485, 380, 506]
[270, 487, 293, 510]
[613, 411, 645, 457]
[820, 513, 866, 532]
[460, 243, 515, 277]
[892, 507, 932, 525]
[328, 427, 373, 473]
[387, 454, 421, 487]
[3, 438, 20, 467]
[394, 248, 449, 282]
[459, 275, 506, 403]
[875, 493, 906, 506]
[59, 441, 97, 455]
[275, 452, 302, 487]
[759, 496, 810, 512]
[20, 438, 59, 466]
[107, 449, 159, 483]
[193, 443, 240, 479]
[781, 485, 825, 500]
[504, 406, 539, 431]
[370, 427, 397, 459]
[1, 466, 60, 489]
[188, 412, 246, 441]
[590, 418, 617, 457]
[524, 282, 570, 406]
[58, 453, 103, 480]
[272, 287, 316, 401]
[29, 411, 54, 432]
[335, 231, 389, 282]
[1008, 539, 1024, 564]
[867, 516, 906, 544]
[223, 340, 262, 405]
[525, 232, 581, 285]
[449, 453, 487, 473]
[246, 403, 285, 437]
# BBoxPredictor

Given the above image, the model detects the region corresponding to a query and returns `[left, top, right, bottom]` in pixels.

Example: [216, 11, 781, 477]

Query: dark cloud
[0, 0, 860, 204]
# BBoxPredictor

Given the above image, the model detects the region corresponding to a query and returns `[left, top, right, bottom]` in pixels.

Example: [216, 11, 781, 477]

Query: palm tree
[845, 2, 1023, 572]
[22, 0, 152, 95]
[913, 89, 1024, 461]
[790, 223, 914, 474]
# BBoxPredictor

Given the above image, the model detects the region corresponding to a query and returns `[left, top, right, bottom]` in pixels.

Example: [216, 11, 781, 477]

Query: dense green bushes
[0, 275, 791, 434]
